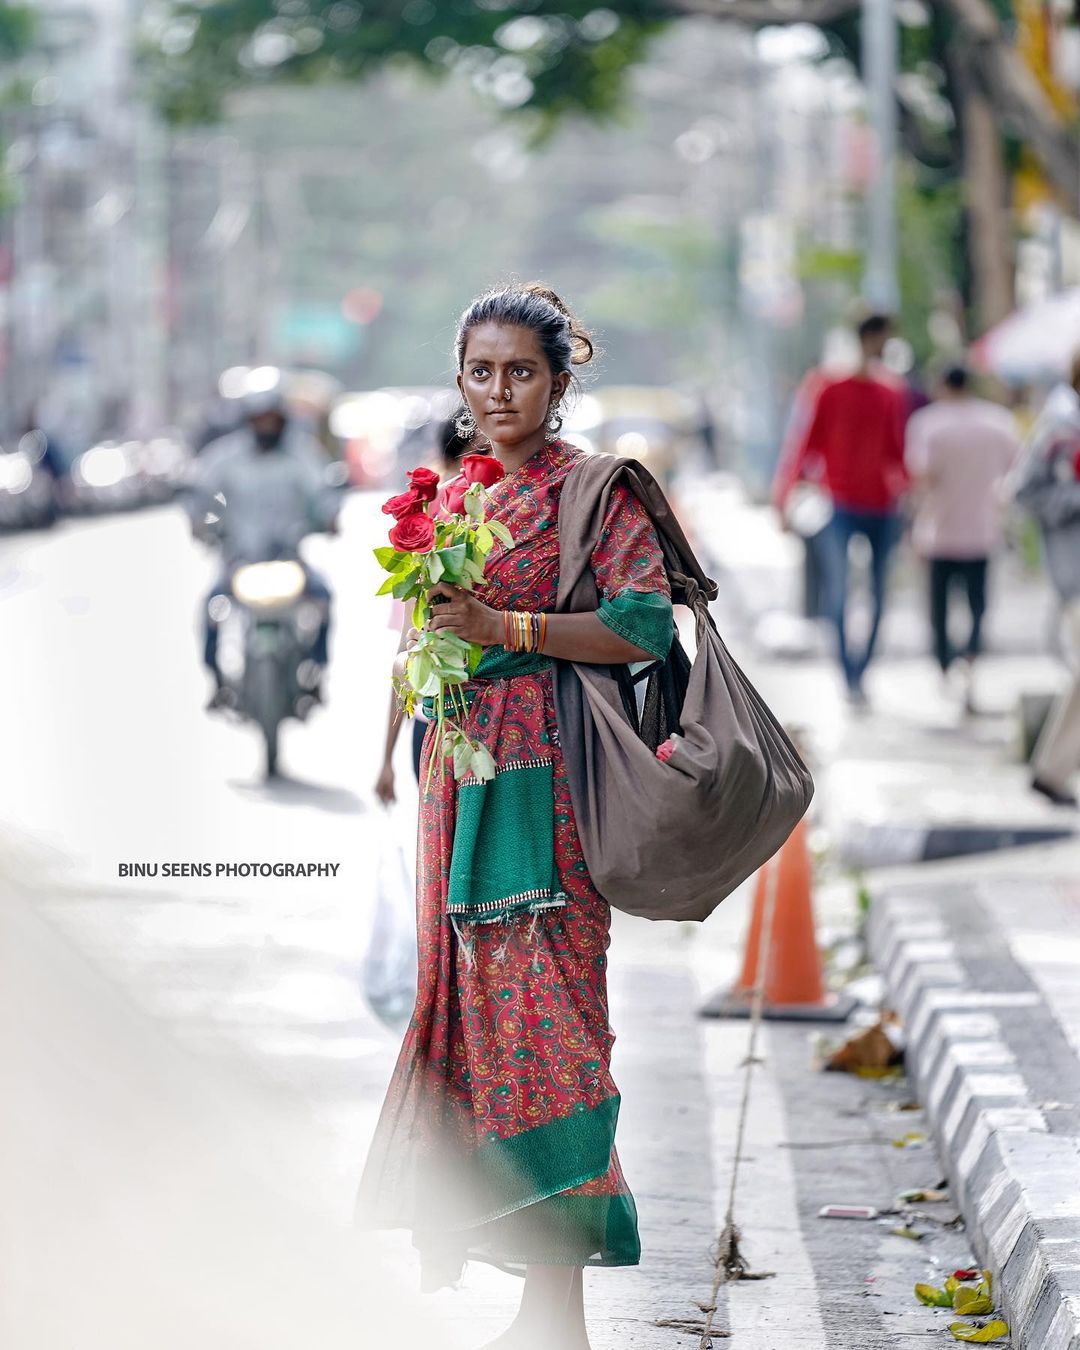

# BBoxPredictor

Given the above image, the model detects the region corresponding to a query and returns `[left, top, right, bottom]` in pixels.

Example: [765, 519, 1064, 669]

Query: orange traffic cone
[700, 819, 854, 1021]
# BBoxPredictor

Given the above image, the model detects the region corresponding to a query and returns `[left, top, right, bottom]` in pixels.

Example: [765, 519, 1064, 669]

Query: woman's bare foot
[477, 1266, 591, 1350]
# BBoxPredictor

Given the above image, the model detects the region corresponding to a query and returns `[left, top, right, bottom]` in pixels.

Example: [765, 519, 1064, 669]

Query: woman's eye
[512, 367, 531, 378]
[470, 366, 489, 378]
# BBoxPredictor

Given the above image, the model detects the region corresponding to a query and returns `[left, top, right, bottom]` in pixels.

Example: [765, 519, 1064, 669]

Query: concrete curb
[867, 886, 1080, 1350]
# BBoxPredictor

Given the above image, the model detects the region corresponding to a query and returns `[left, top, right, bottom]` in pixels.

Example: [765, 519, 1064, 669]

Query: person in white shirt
[905, 364, 1020, 704]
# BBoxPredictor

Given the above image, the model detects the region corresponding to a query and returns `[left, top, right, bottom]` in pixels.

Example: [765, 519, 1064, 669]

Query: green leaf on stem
[464, 484, 485, 520]
[374, 546, 404, 570]
[453, 737, 473, 779]
[412, 595, 427, 632]
[475, 523, 494, 555]
[461, 556, 486, 586]
[427, 551, 445, 584]
[437, 543, 467, 581]
[488, 520, 514, 548]
[470, 743, 496, 782]
[376, 574, 399, 597]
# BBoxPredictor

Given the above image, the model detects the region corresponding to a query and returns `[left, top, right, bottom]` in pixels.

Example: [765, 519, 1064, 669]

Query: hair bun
[521, 281, 595, 366]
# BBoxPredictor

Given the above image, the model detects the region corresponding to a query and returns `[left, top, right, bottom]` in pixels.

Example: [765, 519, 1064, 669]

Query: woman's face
[457, 322, 570, 451]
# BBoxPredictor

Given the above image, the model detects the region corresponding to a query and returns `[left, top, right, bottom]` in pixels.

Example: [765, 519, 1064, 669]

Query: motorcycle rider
[184, 379, 341, 710]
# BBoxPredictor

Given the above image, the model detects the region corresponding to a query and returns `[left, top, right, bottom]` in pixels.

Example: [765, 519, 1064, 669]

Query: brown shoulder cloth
[552, 453, 814, 922]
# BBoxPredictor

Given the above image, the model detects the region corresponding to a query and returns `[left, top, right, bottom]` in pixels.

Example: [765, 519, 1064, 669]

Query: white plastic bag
[361, 807, 417, 1030]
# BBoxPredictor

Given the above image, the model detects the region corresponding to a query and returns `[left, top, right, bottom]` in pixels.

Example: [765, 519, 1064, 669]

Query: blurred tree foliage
[147, 2, 668, 136]
[0, 2, 33, 62]
[0, 3, 36, 212]
[149, 0, 1078, 337]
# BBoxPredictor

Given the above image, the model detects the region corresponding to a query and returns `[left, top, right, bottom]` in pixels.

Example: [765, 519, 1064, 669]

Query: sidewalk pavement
[682, 472, 1080, 1348]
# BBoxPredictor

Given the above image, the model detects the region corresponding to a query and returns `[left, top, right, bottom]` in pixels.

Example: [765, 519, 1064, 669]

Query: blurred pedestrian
[183, 383, 341, 710]
[905, 364, 1021, 708]
[1012, 353, 1080, 807]
[374, 416, 481, 805]
[359, 283, 669, 1347]
[774, 313, 909, 702]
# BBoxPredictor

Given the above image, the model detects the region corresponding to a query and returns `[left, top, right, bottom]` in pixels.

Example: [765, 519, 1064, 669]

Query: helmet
[241, 367, 288, 420]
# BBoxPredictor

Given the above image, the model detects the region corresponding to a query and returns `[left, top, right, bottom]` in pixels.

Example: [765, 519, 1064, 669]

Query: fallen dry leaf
[825, 1013, 904, 1074]
[948, 1319, 1009, 1342]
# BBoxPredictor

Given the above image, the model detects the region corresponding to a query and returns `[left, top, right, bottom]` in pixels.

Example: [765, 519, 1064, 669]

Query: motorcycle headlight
[232, 561, 306, 609]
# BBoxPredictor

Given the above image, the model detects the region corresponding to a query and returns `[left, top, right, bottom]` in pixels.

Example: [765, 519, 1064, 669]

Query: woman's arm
[425, 584, 656, 665]
[374, 615, 415, 804]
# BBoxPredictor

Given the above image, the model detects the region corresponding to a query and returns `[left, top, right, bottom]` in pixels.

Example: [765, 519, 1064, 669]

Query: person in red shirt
[774, 313, 909, 701]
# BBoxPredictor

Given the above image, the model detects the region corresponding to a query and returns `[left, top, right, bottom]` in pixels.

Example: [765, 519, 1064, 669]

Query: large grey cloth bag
[552, 453, 814, 922]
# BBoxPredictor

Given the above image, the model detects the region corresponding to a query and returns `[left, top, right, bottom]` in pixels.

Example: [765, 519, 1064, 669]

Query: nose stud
[503, 387, 511, 401]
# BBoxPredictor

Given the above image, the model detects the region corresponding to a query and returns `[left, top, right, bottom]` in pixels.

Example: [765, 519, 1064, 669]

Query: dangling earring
[455, 406, 476, 440]
[545, 400, 563, 442]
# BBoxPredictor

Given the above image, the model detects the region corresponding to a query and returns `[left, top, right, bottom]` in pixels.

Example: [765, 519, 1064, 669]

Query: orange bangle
[538, 612, 548, 652]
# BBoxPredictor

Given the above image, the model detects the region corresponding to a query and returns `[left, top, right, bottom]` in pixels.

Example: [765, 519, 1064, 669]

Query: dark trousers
[821, 507, 900, 691]
[929, 556, 988, 673]
[203, 565, 332, 673]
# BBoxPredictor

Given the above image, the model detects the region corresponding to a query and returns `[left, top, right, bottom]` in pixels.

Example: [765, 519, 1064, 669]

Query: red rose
[461, 453, 505, 488]
[407, 466, 440, 501]
[440, 478, 468, 517]
[389, 511, 436, 554]
[382, 488, 425, 520]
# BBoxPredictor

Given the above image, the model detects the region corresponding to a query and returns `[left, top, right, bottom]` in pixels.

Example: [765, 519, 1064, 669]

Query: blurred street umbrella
[971, 288, 1080, 383]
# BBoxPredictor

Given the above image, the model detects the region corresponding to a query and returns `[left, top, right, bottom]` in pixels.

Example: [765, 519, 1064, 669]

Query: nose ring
[503, 387, 511, 401]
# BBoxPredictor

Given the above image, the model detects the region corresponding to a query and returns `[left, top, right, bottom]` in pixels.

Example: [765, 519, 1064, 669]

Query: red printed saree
[357, 440, 672, 1287]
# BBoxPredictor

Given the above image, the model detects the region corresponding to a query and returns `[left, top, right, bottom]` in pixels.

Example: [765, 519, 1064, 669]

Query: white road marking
[701, 1016, 830, 1349]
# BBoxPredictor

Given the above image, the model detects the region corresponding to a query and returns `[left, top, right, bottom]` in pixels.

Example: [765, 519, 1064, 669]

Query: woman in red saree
[359, 284, 674, 1349]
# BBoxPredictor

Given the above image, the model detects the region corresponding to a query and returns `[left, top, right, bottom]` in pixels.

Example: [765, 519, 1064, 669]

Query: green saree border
[467, 1191, 641, 1270]
[460, 1093, 622, 1229]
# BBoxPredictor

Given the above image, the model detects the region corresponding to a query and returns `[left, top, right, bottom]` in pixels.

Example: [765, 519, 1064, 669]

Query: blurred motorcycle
[211, 558, 327, 779]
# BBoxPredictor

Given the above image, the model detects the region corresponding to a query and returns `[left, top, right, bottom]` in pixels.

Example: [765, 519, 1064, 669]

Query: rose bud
[461, 453, 505, 488]
[381, 487, 425, 520]
[440, 478, 469, 517]
[407, 466, 441, 501]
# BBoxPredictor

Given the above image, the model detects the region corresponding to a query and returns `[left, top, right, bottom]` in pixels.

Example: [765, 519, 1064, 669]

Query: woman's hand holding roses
[426, 583, 502, 647]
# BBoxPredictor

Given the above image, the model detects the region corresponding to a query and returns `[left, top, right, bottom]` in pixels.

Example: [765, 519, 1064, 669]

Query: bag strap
[557, 453, 719, 628]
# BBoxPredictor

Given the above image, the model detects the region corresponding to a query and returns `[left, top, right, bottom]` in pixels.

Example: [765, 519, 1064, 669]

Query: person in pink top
[905, 364, 1021, 696]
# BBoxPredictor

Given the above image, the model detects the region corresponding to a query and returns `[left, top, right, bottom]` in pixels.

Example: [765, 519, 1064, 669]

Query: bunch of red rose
[381, 454, 506, 549]
[374, 452, 513, 786]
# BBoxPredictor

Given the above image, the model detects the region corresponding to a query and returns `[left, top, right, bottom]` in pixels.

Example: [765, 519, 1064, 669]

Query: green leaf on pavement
[953, 1289, 994, 1317]
[948, 1320, 1009, 1342]
[915, 1284, 953, 1307]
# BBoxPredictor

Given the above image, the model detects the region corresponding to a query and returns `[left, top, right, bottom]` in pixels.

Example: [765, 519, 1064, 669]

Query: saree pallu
[357, 441, 670, 1287]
